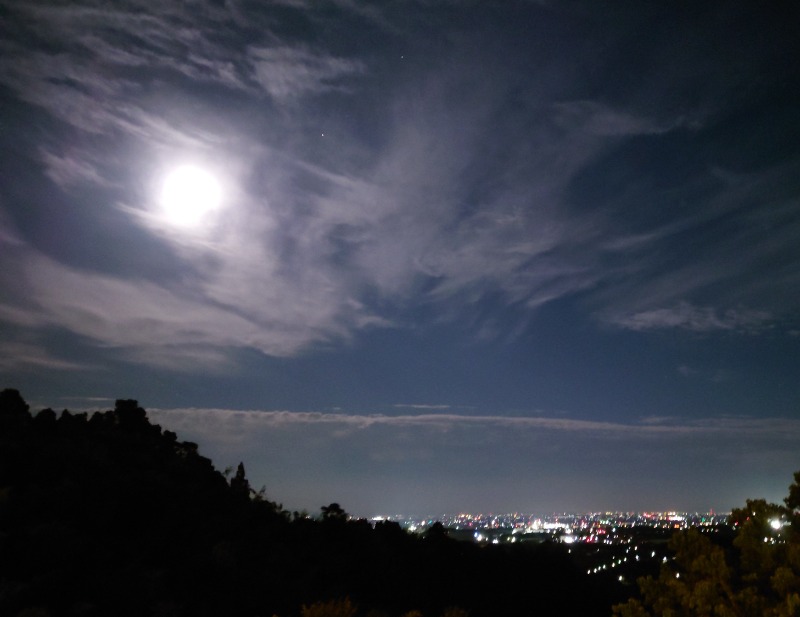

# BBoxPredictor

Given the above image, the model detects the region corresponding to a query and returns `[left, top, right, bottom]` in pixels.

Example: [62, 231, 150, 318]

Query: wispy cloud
[0, 240, 382, 366]
[552, 100, 690, 137]
[393, 403, 451, 410]
[248, 46, 364, 101]
[677, 365, 732, 382]
[1, 0, 797, 376]
[0, 1, 363, 140]
[149, 407, 800, 439]
[612, 302, 772, 333]
[0, 341, 91, 372]
[40, 149, 116, 190]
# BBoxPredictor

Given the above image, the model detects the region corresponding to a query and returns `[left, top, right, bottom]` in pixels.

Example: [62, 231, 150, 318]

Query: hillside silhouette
[0, 389, 626, 616]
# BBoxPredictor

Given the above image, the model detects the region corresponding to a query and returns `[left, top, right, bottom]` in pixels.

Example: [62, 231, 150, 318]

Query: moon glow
[159, 165, 222, 227]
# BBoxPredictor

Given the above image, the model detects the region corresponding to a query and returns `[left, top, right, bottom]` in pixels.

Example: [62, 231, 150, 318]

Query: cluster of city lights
[365, 510, 793, 586]
[376, 511, 730, 543]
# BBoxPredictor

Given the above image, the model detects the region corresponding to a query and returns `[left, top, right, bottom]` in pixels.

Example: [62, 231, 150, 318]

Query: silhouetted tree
[0, 388, 30, 418]
[0, 389, 627, 617]
[113, 398, 151, 434]
[230, 461, 251, 498]
[786, 471, 800, 522]
[614, 472, 800, 617]
[33, 407, 57, 427]
[321, 502, 347, 522]
[425, 521, 448, 540]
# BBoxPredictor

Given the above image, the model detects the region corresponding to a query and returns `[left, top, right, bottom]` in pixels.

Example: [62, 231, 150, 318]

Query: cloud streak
[612, 302, 772, 333]
[0, 341, 91, 372]
[149, 406, 800, 438]
[248, 46, 364, 101]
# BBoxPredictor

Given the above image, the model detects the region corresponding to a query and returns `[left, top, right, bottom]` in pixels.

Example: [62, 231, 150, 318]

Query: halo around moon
[159, 165, 222, 227]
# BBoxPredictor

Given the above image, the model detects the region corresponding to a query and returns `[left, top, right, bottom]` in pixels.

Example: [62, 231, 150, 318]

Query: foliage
[440, 609, 469, 617]
[614, 476, 800, 617]
[295, 603, 468, 617]
[301, 598, 357, 617]
[320, 502, 348, 522]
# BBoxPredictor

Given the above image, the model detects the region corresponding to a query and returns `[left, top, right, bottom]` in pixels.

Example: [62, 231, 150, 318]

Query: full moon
[159, 165, 222, 227]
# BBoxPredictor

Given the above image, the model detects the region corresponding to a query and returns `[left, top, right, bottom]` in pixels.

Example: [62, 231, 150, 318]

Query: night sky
[2, 1, 799, 517]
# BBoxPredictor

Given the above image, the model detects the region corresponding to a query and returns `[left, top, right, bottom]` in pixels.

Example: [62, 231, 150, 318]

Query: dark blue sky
[1, 0, 799, 516]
